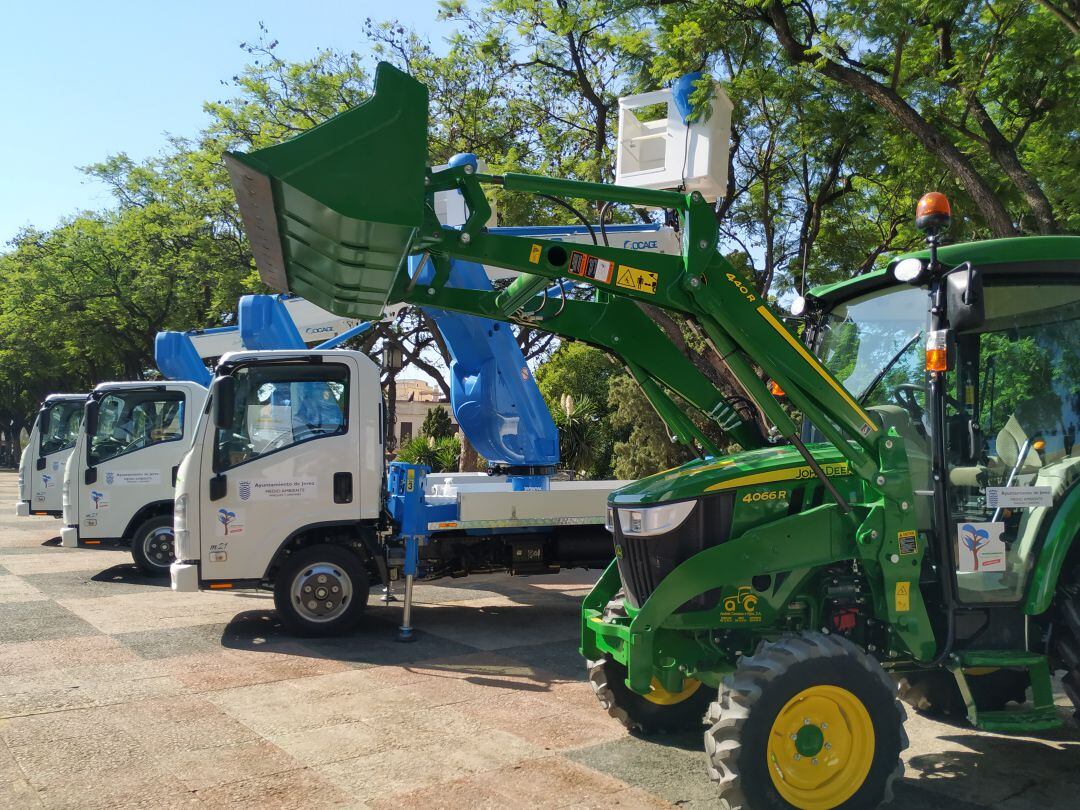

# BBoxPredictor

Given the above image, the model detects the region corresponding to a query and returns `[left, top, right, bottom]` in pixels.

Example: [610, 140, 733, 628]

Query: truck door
[32, 400, 84, 514]
[198, 360, 359, 582]
[81, 389, 187, 539]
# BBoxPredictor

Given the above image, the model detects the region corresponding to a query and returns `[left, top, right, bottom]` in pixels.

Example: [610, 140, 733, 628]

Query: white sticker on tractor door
[986, 486, 1053, 509]
[237, 479, 318, 501]
[956, 522, 1006, 572]
[104, 470, 162, 486]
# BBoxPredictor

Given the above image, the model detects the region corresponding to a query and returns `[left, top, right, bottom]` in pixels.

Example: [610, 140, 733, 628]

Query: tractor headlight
[617, 500, 696, 537]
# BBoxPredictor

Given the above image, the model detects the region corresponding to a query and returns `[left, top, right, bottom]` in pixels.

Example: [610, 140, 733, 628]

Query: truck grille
[612, 492, 734, 612]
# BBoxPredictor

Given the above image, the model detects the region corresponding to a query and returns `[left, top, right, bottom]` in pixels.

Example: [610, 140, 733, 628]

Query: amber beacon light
[915, 192, 952, 237]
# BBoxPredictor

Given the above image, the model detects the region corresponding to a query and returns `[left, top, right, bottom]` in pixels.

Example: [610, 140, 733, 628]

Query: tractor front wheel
[705, 633, 906, 810]
[587, 657, 713, 734]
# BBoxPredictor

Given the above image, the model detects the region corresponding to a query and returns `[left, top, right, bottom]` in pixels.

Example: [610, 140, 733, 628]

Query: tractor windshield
[815, 285, 928, 406]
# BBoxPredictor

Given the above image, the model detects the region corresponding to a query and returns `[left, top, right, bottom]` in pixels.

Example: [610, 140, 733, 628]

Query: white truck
[61, 380, 208, 574]
[170, 348, 620, 635]
[16, 393, 86, 518]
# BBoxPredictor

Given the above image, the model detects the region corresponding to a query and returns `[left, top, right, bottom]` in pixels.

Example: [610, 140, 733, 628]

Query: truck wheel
[130, 515, 175, 576]
[705, 633, 906, 810]
[587, 657, 712, 734]
[274, 545, 369, 637]
[897, 668, 1029, 718]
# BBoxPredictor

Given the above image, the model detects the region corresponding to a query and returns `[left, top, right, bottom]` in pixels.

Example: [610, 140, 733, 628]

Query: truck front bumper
[170, 561, 199, 592]
[60, 526, 79, 548]
[15, 501, 30, 517]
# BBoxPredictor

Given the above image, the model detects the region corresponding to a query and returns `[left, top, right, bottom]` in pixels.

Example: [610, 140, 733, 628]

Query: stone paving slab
[1, 470, 1078, 808]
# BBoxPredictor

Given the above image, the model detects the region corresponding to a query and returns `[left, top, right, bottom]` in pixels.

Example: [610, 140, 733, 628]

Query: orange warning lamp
[916, 192, 952, 237]
[1033, 439, 1046, 452]
[925, 330, 948, 372]
[768, 380, 785, 397]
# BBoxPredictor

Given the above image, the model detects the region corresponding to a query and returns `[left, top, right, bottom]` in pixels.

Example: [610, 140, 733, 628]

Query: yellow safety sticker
[895, 581, 911, 612]
[898, 530, 918, 555]
[616, 265, 658, 294]
[529, 243, 542, 264]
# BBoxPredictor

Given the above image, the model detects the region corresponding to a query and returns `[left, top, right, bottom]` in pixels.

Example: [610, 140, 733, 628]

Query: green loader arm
[223, 61, 935, 666]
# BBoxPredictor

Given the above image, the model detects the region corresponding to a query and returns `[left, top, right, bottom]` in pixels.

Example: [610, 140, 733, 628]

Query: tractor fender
[1024, 479, 1080, 615]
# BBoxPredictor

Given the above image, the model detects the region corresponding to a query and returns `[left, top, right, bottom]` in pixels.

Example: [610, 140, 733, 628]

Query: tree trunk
[765, 0, 1017, 237]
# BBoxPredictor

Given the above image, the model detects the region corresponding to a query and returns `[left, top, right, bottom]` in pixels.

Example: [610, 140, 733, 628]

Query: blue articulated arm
[238, 294, 307, 350]
[412, 255, 559, 470]
[154, 331, 217, 386]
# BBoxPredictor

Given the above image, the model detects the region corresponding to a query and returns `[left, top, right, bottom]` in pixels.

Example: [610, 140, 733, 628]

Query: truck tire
[587, 657, 712, 734]
[705, 633, 906, 810]
[274, 545, 369, 637]
[896, 668, 1029, 718]
[130, 515, 175, 576]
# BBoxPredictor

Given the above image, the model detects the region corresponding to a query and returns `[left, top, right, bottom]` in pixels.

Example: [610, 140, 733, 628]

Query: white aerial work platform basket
[615, 74, 732, 203]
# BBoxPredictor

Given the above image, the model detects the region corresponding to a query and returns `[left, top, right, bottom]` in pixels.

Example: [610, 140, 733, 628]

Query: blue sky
[0, 0, 452, 245]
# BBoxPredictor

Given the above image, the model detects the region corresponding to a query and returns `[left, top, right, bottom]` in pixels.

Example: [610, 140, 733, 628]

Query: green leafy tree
[422, 405, 456, 440]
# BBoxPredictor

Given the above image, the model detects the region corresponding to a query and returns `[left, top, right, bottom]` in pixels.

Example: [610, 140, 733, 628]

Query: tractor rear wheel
[705, 632, 906, 810]
[586, 657, 713, 734]
[1052, 560, 1080, 716]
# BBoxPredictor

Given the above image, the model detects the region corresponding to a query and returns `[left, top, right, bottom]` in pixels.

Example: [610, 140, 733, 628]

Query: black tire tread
[130, 514, 174, 576]
[704, 632, 907, 810]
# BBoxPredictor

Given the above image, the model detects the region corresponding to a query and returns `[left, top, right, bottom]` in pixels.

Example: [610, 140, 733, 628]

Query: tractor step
[948, 650, 1062, 733]
[971, 707, 1063, 733]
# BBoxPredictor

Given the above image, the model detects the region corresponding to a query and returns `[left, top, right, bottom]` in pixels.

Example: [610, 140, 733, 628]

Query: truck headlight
[616, 500, 696, 537]
[174, 493, 188, 533]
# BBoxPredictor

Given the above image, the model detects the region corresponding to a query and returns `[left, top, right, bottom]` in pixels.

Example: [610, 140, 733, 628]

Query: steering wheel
[893, 384, 925, 421]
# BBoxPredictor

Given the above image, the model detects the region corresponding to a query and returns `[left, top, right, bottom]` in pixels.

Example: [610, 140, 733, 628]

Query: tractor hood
[610, 443, 852, 506]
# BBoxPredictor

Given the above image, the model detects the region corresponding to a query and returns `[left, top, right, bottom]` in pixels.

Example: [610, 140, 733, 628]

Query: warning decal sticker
[898, 530, 918, 556]
[616, 265, 658, 294]
[529, 243, 542, 264]
[568, 250, 614, 284]
[895, 581, 911, 612]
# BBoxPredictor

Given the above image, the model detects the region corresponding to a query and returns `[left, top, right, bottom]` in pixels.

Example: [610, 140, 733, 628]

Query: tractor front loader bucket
[224, 62, 429, 320]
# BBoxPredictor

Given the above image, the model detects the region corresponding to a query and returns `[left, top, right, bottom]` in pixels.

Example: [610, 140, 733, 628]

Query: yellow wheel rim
[766, 685, 875, 810]
[643, 677, 702, 705]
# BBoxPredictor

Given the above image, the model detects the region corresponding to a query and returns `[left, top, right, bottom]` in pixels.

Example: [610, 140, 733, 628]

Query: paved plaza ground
[0, 471, 1077, 808]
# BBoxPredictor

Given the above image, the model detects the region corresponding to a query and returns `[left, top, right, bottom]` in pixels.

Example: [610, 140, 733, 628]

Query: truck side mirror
[946, 262, 984, 332]
[214, 376, 236, 431]
[84, 400, 99, 438]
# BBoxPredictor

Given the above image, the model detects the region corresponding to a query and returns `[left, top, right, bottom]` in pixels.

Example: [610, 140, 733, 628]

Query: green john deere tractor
[222, 62, 1080, 809]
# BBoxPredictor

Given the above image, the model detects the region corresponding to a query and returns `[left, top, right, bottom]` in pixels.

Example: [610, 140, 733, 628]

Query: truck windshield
[816, 285, 929, 406]
[88, 390, 186, 466]
[40, 401, 84, 456]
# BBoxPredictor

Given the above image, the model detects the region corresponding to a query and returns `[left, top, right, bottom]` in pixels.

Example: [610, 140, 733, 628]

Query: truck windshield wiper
[857, 330, 923, 404]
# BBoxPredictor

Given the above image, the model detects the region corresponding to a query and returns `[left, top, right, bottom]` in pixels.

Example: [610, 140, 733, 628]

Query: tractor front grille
[612, 492, 735, 612]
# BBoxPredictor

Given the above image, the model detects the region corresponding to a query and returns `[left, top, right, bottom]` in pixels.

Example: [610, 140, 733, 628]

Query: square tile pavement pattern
[0, 472, 1077, 809]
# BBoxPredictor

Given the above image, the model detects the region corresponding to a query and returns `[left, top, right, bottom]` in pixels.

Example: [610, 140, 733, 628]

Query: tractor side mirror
[214, 376, 235, 431]
[946, 262, 984, 332]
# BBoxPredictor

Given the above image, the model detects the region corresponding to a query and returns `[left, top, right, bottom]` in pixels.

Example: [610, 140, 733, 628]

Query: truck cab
[171, 350, 383, 623]
[16, 393, 86, 518]
[61, 380, 207, 574]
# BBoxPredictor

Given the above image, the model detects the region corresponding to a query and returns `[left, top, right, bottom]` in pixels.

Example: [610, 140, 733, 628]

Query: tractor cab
[804, 222, 1080, 613]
